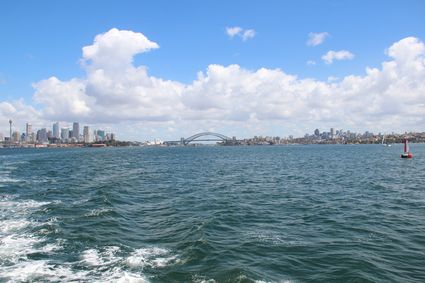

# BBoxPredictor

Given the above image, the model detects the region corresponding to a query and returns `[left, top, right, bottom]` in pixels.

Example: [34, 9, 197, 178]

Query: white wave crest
[81, 246, 121, 266]
[127, 247, 178, 268]
[0, 260, 89, 282]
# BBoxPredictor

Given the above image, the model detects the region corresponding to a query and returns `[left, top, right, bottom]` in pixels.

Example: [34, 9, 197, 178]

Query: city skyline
[0, 1, 425, 140]
[2, 120, 115, 145]
[1, 118, 422, 146]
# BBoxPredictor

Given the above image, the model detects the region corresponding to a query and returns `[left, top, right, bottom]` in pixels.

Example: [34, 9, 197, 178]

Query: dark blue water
[1, 145, 425, 282]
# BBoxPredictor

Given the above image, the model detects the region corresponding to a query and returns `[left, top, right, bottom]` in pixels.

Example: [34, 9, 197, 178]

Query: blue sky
[0, 0, 425, 140]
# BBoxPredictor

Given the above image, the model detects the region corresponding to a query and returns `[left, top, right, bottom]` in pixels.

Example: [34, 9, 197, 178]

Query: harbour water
[1, 145, 424, 282]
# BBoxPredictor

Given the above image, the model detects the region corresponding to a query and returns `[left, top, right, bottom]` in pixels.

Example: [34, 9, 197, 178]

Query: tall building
[53, 122, 60, 139]
[314, 129, 320, 136]
[72, 122, 80, 140]
[9, 120, 12, 146]
[26, 123, 32, 142]
[330, 128, 335, 139]
[36, 128, 48, 143]
[83, 126, 91, 143]
[12, 131, 20, 143]
[61, 128, 69, 141]
[96, 130, 105, 141]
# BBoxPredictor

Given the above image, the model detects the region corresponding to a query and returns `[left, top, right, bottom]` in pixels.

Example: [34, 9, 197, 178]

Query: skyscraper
[83, 126, 91, 143]
[9, 119, 12, 147]
[53, 122, 60, 139]
[36, 128, 48, 143]
[26, 123, 32, 142]
[12, 131, 20, 143]
[72, 122, 79, 140]
[96, 130, 105, 141]
[61, 128, 69, 141]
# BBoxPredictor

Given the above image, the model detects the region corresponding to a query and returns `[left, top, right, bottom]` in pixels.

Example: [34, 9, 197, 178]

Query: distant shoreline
[1, 142, 424, 150]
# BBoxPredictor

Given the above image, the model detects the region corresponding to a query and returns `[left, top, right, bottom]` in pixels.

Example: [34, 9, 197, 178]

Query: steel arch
[184, 132, 231, 145]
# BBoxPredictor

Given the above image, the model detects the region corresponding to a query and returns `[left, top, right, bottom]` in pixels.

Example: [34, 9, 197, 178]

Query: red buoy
[401, 138, 413, 158]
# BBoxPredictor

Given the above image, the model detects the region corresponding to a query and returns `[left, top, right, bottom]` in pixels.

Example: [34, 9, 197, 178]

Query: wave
[0, 193, 180, 282]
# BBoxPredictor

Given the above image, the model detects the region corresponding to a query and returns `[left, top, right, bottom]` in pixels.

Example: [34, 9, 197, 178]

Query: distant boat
[381, 135, 391, 147]
[401, 138, 413, 158]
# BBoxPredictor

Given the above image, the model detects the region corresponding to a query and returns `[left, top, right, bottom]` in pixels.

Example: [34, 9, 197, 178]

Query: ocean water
[0, 144, 424, 282]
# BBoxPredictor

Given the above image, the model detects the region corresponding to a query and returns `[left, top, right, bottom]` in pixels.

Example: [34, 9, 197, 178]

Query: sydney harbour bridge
[165, 132, 238, 146]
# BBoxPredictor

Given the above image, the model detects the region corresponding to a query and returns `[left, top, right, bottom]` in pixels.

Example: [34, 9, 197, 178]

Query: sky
[0, 0, 425, 141]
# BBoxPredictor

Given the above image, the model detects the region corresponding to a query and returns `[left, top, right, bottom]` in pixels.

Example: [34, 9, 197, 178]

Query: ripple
[1, 145, 425, 281]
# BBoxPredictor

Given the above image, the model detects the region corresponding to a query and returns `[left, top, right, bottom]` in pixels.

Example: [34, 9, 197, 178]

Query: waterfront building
[12, 131, 20, 143]
[53, 122, 60, 139]
[36, 128, 48, 143]
[61, 128, 69, 141]
[330, 128, 335, 139]
[72, 122, 79, 140]
[83, 126, 91, 143]
[26, 123, 32, 142]
[96, 130, 105, 141]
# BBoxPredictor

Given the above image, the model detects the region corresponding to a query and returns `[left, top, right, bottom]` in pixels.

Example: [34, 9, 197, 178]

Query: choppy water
[1, 145, 425, 282]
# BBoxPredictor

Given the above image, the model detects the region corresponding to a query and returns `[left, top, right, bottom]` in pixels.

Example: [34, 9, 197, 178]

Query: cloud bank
[2, 29, 425, 138]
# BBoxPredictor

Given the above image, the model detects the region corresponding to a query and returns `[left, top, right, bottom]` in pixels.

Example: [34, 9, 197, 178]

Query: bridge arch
[184, 132, 232, 145]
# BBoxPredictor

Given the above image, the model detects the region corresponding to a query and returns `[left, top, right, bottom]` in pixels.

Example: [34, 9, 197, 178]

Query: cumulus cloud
[226, 26, 256, 41]
[0, 100, 43, 134]
[82, 28, 159, 72]
[226, 27, 243, 38]
[322, 50, 354, 64]
[307, 32, 329, 46]
[242, 29, 256, 41]
[4, 29, 423, 139]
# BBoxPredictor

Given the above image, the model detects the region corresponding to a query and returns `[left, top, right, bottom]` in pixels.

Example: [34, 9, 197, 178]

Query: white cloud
[3, 30, 425, 139]
[82, 28, 159, 72]
[226, 26, 243, 38]
[307, 32, 329, 46]
[327, 76, 339, 82]
[226, 26, 256, 41]
[322, 50, 354, 64]
[33, 77, 92, 121]
[306, 60, 316, 66]
[242, 29, 256, 41]
[0, 100, 43, 134]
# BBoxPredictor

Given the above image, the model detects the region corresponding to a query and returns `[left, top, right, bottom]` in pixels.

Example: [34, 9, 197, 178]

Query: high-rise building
[96, 130, 105, 141]
[61, 128, 69, 141]
[83, 126, 91, 143]
[12, 131, 20, 143]
[53, 122, 60, 139]
[9, 120, 12, 146]
[330, 128, 335, 139]
[36, 128, 48, 143]
[314, 129, 320, 136]
[26, 123, 32, 142]
[72, 122, 79, 140]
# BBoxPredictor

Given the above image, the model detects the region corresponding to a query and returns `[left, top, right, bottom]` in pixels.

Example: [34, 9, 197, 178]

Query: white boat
[382, 135, 391, 147]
